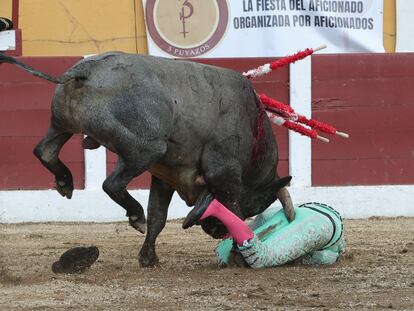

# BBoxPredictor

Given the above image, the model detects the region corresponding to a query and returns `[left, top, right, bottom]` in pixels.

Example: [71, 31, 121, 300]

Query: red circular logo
[145, 0, 229, 57]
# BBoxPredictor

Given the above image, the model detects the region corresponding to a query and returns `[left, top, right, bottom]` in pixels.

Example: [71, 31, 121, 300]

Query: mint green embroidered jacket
[216, 202, 344, 268]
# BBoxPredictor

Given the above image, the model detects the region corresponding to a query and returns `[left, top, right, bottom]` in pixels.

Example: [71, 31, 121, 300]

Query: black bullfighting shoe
[52, 246, 99, 274]
[182, 193, 215, 229]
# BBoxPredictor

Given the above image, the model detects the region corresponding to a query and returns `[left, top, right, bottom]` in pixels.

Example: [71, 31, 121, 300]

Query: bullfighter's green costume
[216, 202, 344, 268]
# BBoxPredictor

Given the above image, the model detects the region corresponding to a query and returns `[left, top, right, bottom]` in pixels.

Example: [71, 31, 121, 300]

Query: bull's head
[192, 175, 294, 239]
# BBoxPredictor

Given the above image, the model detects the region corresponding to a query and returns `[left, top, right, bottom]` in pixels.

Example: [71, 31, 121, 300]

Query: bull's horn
[276, 187, 295, 222]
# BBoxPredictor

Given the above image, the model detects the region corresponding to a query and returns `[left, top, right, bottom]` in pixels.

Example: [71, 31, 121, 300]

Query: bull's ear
[274, 176, 292, 190]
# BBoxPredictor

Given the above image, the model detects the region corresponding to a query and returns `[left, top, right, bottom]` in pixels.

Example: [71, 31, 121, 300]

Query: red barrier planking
[252, 81, 289, 104]
[0, 164, 84, 190]
[312, 158, 414, 186]
[0, 136, 83, 162]
[312, 53, 414, 80]
[0, 83, 57, 111]
[0, 57, 82, 82]
[0, 57, 84, 189]
[312, 54, 414, 186]
[0, 110, 50, 136]
[0, 136, 84, 189]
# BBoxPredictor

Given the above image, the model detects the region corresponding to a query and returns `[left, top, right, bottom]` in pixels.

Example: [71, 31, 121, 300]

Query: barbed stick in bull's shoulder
[259, 94, 350, 140]
[240, 45, 349, 141]
[243, 45, 327, 79]
[267, 111, 330, 143]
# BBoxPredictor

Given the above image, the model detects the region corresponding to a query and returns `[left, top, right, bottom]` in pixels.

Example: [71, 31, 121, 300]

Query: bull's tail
[0, 52, 85, 84]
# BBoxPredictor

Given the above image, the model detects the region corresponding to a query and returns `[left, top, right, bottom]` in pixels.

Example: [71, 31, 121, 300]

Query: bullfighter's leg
[102, 144, 166, 234]
[33, 126, 74, 198]
[139, 176, 174, 268]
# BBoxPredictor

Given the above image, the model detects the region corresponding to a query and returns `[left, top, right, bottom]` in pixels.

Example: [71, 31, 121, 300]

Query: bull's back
[55, 52, 263, 153]
[82, 53, 254, 137]
[67, 52, 252, 114]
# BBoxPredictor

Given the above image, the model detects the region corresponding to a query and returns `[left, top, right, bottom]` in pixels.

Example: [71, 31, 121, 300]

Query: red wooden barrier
[0, 57, 84, 189]
[312, 53, 414, 186]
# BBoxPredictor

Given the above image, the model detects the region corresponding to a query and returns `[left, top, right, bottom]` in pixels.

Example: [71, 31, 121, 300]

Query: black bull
[0, 52, 294, 267]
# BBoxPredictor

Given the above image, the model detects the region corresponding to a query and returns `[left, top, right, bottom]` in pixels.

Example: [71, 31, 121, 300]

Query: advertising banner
[142, 0, 384, 58]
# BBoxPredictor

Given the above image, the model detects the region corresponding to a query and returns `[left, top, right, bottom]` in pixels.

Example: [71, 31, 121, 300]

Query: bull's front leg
[138, 176, 174, 268]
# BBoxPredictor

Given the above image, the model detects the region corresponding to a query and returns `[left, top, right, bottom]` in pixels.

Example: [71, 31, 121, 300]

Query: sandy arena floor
[1, 217, 413, 311]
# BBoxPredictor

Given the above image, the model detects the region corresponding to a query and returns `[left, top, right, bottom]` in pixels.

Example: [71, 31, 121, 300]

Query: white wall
[1, 184, 413, 223]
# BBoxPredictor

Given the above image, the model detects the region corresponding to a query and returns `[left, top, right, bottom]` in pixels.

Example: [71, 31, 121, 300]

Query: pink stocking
[200, 199, 254, 246]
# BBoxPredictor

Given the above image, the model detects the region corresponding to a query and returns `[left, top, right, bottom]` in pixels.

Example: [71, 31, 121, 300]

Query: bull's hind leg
[139, 176, 174, 267]
[102, 144, 166, 234]
[33, 126, 74, 198]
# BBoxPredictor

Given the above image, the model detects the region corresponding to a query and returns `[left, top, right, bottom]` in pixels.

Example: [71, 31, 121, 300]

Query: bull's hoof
[55, 180, 74, 199]
[129, 216, 146, 234]
[138, 250, 159, 268]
